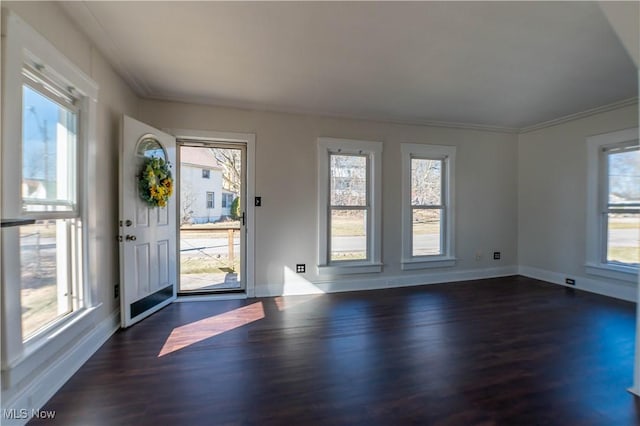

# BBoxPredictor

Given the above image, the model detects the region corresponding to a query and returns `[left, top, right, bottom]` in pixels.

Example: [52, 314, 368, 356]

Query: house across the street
[180, 146, 236, 224]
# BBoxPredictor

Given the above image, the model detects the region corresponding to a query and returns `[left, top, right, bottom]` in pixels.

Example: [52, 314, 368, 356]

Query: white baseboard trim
[518, 265, 636, 302]
[1, 310, 120, 426]
[256, 265, 519, 298]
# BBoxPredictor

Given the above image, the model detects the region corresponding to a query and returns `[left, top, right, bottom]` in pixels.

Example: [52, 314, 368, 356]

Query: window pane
[413, 208, 442, 256]
[608, 148, 640, 205]
[331, 209, 367, 261]
[137, 136, 165, 160]
[330, 154, 367, 206]
[412, 158, 441, 206]
[22, 85, 77, 212]
[20, 219, 73, 339]
[607, 213, 639, 266]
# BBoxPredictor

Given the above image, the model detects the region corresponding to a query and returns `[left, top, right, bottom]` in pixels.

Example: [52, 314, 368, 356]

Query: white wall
[140, 100, 519, 296]
[2, 0, 138, 417]
[518, 104, 639, 300]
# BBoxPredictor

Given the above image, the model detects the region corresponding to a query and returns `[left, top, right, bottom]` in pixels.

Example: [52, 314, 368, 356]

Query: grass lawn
[608, 246, 640, 265]
[609, 221, 639, 230]
[180, 256, 239, 274]
[21, 284, 59, 338]
[332, 216, 440, 236]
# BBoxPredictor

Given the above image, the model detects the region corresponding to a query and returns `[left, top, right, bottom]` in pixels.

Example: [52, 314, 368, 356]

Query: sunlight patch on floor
[158, 302, 264, 357]
[274, 294, 322, 311]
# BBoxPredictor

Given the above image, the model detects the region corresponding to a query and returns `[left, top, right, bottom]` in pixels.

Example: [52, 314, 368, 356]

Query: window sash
[410, 156, 447, 257]
[599, 144, 640, 266]
[411, 206, 445, 256]
[328, 152, 369, 208]
[21, 80, 80, 218]
[328, 206, 370, 262]
[327, 152, 371, 263]
[22, 65, 79, 111]
[20, 218, 83, 341]
[410, 156, 444, 207]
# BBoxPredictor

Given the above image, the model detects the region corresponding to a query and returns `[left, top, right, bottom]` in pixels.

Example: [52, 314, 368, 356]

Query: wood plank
[29, 276, 638, 425]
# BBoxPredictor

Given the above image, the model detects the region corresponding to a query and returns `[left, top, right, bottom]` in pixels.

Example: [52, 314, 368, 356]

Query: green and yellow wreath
[138, 157, 173, 207]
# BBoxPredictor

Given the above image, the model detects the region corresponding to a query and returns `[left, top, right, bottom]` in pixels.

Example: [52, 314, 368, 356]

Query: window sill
[401, 256, 457, 270]
[2, 305, 101, 387]
[585, 262, 638, 283]
[318, 262, 383, 275]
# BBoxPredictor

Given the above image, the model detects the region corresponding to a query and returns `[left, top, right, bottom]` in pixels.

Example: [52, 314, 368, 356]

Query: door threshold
[176, 291, 248, 302]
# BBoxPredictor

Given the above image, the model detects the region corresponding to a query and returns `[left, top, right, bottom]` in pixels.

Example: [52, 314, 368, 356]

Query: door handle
[125, 235, 137, 241]
[241, 212, 245, 226]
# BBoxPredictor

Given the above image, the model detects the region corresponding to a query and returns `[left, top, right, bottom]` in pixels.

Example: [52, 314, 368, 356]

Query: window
[586, 128, 639, 282]
[2, 11, 98, 369]
[19, 79, 81, 339]
[206, 192, 215, 209]
[22, 82, 78, 213]
[222, 193, 234, 208]
[202, 169, 210, 179]
[401, 144, 456, 269]
[318, 138, 382, 274]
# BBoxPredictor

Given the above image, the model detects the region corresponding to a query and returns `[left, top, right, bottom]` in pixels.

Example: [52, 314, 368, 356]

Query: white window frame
[401, 143, 456, 270]
[202, 169, 210, 179]
[1, 11, 98, 383]
[318, 137, 382, 275]
[206, 191, 215, 209]
[586, 128, 639, 282]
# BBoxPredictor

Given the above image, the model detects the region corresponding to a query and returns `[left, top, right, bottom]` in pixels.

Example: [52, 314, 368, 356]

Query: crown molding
[141, 93, 520, 135]
[142, 92, 638, 137]
[519, 97, 639, 134]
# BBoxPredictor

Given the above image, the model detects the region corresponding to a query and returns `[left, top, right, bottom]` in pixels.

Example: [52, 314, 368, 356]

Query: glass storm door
[177, 142, 246, 293]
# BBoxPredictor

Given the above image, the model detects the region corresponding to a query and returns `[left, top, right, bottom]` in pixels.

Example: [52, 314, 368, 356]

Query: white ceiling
[61, 1, 638, 130]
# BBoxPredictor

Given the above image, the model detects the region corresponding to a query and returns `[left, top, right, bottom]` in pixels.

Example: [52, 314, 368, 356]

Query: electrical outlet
[114, 283, 119, 299]
[296, 264, 306, 273]
[565, 278, 575, 286]
[493, 251, 501, 260]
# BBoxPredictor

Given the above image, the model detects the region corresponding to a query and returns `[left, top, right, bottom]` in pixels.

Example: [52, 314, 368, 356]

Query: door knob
[125, 220, 132, 227]
[125, 235, 137, 241]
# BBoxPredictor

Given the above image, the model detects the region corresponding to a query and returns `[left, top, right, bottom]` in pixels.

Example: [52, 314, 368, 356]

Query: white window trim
[1, 10, 99, 375]
[317, 137, 383, 275]
[585, 127, 638, 283]
[401, 143, 456, 270]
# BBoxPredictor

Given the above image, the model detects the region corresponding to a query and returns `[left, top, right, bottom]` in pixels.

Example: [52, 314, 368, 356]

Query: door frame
[167, 128, 256, 298]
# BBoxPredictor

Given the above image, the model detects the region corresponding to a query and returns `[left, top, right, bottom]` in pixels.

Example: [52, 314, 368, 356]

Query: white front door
[119, 115, 177, 327]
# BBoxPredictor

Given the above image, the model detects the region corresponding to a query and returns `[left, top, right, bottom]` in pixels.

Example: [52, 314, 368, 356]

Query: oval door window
[136, 134, 166, 160]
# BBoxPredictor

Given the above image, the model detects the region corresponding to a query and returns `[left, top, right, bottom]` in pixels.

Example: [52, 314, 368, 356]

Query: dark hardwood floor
[31, 276, 638, 426]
